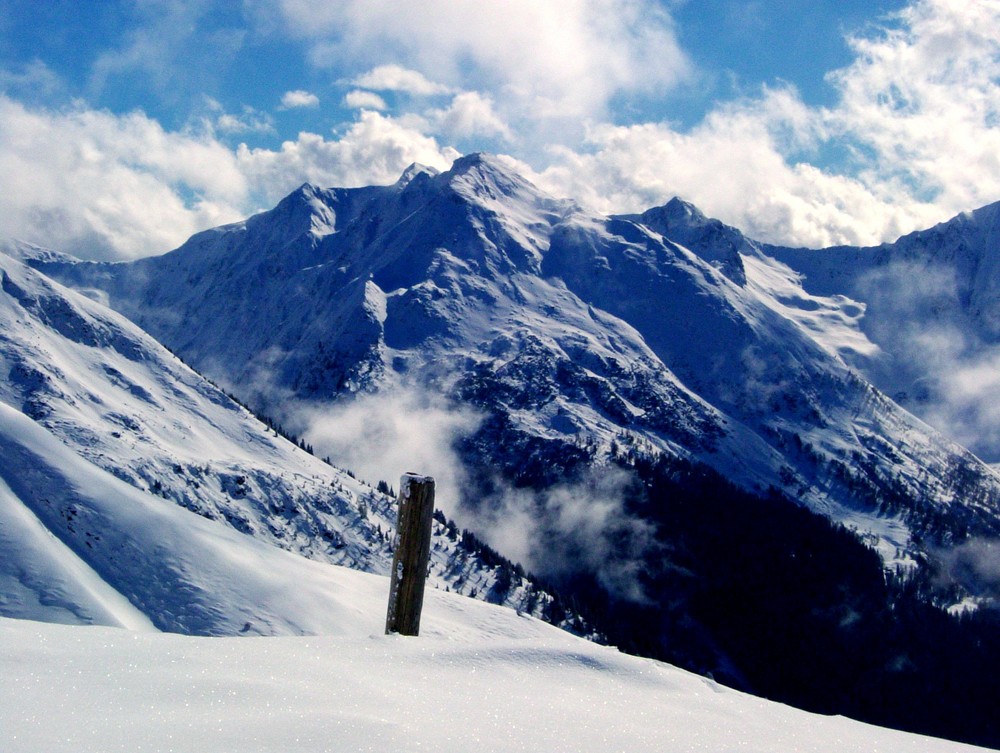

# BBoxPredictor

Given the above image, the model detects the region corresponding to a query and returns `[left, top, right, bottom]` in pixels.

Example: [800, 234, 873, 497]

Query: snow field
[0, 603, 988, 753]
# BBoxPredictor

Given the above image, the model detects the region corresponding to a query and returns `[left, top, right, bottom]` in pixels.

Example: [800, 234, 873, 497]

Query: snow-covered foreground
[1, 602, 987, 753]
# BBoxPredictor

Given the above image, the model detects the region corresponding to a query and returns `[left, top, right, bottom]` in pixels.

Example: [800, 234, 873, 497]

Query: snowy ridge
[0, 252, 570, 630]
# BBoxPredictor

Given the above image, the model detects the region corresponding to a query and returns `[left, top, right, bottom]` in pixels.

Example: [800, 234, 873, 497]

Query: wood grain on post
[385, 473, 435, 636]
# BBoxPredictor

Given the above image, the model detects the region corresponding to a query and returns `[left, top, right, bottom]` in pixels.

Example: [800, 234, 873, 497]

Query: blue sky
[0, 0, 997, 260]
[2, 0, 905, 137]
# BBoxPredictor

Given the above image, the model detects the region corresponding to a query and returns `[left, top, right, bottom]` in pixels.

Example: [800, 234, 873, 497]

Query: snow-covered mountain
[1, 259, 990, 753]
[0, 250, 569, 632]
[33, 154, 1000, 588]
[764, 202, 1000, 463]
[7, 156, 1000, 748]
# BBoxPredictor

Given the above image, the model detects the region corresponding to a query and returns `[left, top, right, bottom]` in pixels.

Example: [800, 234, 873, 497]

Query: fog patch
[287, 379, 658, 603]
[856, 261, 1000, 462]
[470, 466, 658, 603]
[292, 386, 482, 517]
[295, 383, 656, 602]
[935, 538, 1000, 604]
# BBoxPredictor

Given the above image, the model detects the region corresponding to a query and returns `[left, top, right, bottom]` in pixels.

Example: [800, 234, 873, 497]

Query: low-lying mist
[292, 384, 657, 602]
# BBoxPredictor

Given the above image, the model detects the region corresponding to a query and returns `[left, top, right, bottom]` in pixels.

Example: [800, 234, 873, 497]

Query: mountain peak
[396, 162, 440, 188]
[448, 151, 506, 174]
[661, 196, 706, 223]
[444, 152, 525, 186]
[440, 153, 548, 211]
[616, 199, 749, 285]
[271, 182, 337, 238]
[292, 181, 321, 196]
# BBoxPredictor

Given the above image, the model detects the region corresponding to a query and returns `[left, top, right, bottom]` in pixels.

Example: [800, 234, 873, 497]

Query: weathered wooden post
[385, 472, 435, 636]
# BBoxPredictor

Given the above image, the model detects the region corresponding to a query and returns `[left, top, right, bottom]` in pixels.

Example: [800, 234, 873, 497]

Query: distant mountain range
[29, 153, 1000, 579]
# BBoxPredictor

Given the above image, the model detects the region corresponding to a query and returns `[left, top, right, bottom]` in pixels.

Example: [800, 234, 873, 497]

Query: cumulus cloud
[430, 91, 513, 141]
[350, 65, 453, 96]
[526, 0, 1000, 248]
[6, 0, 1000, 269]
[236, 110, 460, 201]
[533, 89, 940, 248]
[280, 89, 320, 108]
[343, 90, 388, 111]
[271, 0, 689, 122]
[0, 95, 249, 260]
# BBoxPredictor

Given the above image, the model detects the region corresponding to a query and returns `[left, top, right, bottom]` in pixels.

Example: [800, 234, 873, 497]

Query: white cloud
[827, 0, 1000, 215]
[343, 90, 388, 111]
[280, 89, 320, 109]
[236, 110, 460, 201]
[215, 113, 271, 135]
[471, 466, 658, 602]
[0, 96, 248, 260]
[430, 91, 513, 141]
[197, 96, 276, 136]
[0, 99, 458, 261]
[270, 0, 689, 122]
[293, 386, 482, 518]
[6, 0, 1000, 266]
[532, 0, 1000, 248]
[292, 383, 657, 600]
[350, 65, 452, 96]
[936, 537, 1000, 600]
[215, 107, 277, 136]
[533, 89, 940, 248]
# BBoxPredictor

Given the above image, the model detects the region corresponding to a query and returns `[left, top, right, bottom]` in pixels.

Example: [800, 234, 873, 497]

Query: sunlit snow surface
[0, 605, 986, 753]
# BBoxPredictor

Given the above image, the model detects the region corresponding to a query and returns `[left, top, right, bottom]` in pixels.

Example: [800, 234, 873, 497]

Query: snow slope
[0, 397, 988, 750]
[0, 400, 404, 634]
[0, 610, 988, 753]
[765, 201, 1000, 463]
[0, 250, 564, 628]
[1, 321, 978, 748]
